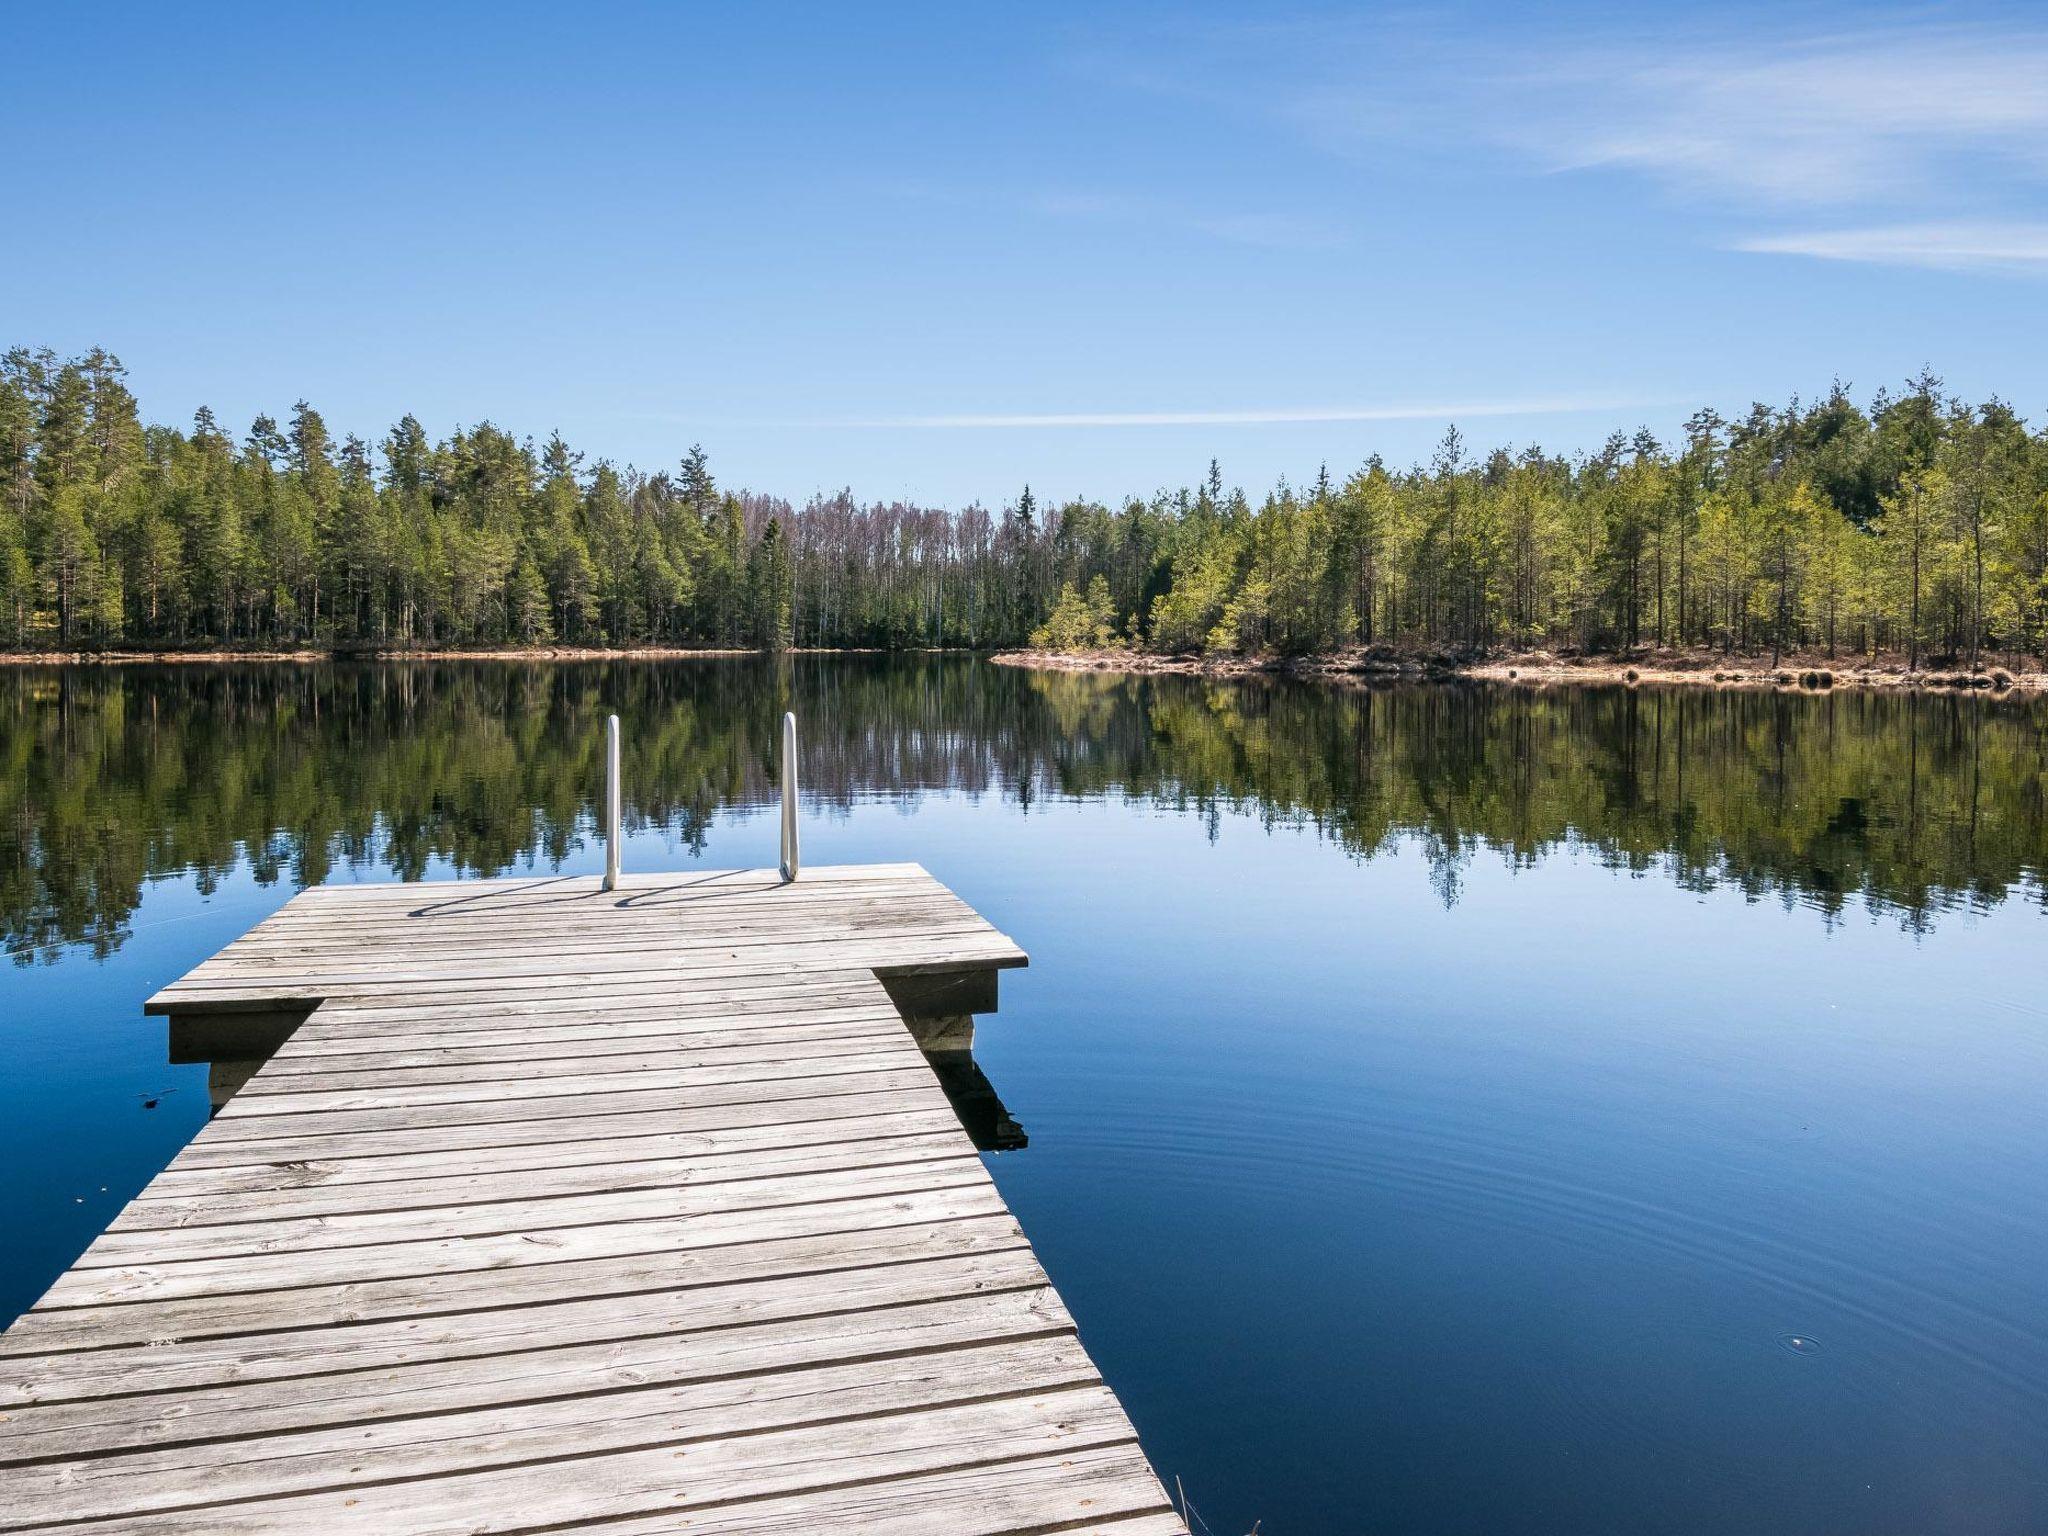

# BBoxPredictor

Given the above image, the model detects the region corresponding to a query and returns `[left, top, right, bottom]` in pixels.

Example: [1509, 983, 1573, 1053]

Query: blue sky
[5, 2, 2046, 505]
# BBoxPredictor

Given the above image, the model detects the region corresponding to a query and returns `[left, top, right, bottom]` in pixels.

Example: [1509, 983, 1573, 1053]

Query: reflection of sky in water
[5, 674, 2048, 1535]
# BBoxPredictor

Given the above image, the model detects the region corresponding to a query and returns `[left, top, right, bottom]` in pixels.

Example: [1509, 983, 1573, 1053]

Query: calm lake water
[5, 658, 2047, 1533]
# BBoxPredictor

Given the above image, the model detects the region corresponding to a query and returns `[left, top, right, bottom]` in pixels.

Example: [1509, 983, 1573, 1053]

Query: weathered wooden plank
[282, 996, 905, 1043]
[162, 1083, 954, 1167]
[121, 1124, 966, 1220]
[209, 922, 994, 964]
[132, 1106, 966, 1198]
[213, 883, 977, 927]
[279, 863, 932, 900]
[557, 1449, 1182, 1536]
[148, 955, 1023, 1020]
[154, 934, 1026, 1001]
[10, 1385, 1139, 1535]
[37, 1181, 1014, 1307]
[0, 1334, 1111, 1527]
[248, 1032, 914, 1082]
[159, 969, 982, 1021]
[190, 914, 1002, 976]
[222, 1046, 923, 1113]
[231, 866, 933, 916]
[191, 1064, 952, 1142]
[3, 1248, 1051, 1406]
[208, 892, 986, 946]
[1, 1286, 1082, 1465]
[4, 1213, 1033, 1354]
[199, 915, 991, 963]
[78, 1156, 989, 1266]
[262, 1012, 909, 1066]
[277, 987, 896, 1026]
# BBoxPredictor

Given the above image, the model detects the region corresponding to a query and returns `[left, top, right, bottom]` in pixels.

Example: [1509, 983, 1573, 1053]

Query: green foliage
[1030, 576, 1121, 651]
[749, 516, 793, 650]
[3, 348, 2047, 665]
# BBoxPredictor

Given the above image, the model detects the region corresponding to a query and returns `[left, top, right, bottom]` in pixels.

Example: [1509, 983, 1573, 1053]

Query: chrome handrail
[779, 711, 800, 882]
[601, 713, 622, 892]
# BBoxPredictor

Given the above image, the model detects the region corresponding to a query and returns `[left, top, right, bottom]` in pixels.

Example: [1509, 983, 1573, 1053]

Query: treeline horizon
[4, 346, 2045, 664]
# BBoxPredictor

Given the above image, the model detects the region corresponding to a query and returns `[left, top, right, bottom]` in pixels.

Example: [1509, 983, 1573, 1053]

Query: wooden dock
[0, 863, 1184, 1534]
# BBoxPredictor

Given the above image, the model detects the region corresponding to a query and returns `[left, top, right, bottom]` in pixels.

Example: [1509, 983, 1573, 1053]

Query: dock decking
[0, 863, 1184, 1534]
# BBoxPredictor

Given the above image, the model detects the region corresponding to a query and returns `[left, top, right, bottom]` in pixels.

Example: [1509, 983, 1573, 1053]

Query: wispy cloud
[1023, 188, 1343, 251]
[1087, 11, 2048, 261]
[848, 398, 1643, 430]
[1735, 221, 2048, 273]
[1503, 25, 2048, 207]
[1187, 212, 1344, 251]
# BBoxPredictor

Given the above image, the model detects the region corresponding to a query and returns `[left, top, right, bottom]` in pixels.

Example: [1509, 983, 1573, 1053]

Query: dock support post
[602, 713, 621, 891]
[780, 710, 800, 882]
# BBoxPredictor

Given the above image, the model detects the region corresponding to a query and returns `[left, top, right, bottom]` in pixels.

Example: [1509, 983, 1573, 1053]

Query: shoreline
[989, 648, 2048, 693]
[0, 645, 904, 666]
[2, 643, 2041, 692]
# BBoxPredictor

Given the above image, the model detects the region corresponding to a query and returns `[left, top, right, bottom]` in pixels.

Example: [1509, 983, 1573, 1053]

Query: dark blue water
[6, 660, 2048, 1533]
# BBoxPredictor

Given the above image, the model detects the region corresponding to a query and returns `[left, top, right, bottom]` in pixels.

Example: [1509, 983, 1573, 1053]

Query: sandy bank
[991, 648, 2048, 693]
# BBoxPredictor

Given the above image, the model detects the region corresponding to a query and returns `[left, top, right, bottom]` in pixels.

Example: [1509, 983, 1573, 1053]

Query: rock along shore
[990, 648, 2048, 693]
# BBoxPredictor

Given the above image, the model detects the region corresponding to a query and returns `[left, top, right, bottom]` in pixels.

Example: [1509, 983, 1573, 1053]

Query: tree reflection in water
[4, 657, 2043, 965]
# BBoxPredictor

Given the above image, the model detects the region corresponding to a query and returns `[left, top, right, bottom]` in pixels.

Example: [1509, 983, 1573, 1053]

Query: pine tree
[706, 496, 746, 645]
[750, 516, 793, 649]
[509, 548, 552, 643]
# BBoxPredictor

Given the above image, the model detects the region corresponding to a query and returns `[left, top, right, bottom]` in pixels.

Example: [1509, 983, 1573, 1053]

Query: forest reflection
[5, 657, 2044, 963]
